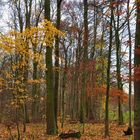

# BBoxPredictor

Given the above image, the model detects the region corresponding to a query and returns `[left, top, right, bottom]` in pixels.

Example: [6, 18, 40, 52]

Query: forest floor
[0, 122, 133, 140]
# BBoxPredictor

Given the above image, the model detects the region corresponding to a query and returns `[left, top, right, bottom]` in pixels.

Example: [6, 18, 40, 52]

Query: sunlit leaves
[0, 35, 14, 53]
[27, 79, 45, 85]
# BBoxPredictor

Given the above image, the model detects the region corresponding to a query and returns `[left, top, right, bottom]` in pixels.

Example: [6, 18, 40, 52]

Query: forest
[0, 0, 140, 139]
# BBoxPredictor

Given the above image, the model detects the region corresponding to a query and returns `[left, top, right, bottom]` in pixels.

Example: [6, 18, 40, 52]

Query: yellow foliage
[1, 19, 64, 55]
[0, 19, 64, 107]
[27, 79, 45, 84]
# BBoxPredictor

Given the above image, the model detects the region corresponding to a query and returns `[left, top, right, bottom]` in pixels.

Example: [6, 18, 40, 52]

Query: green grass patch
[109, 110, 134, 125]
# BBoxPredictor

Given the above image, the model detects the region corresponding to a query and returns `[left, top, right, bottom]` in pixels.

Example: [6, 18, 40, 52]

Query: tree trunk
[32, 59, 39, 121]
[127, 0, 132, 129]
[105, 0, 114, 137]
[54, 0, 62, 131]
[134, 1, 140, 139]
[80, 0, 88, 133]
[61, 53, 67, 128]
[113, 4, 124, 125]
[44, 0, 57, 135]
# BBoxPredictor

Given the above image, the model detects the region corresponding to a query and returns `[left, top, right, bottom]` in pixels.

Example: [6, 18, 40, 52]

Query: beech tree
[44, 0, 57, 135]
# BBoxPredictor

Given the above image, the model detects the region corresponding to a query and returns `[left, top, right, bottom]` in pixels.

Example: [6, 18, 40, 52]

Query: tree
[54, 0, 62, 130]
[105, 0, 114, 137]
[80, 0, 88, 133]
[31, 0, 44, 122]
[134, 0, 140, 139]
[113, 3, 124, 125]
[44, 0, 57, 135]
[127, 0, 132, 129]
[0, 19, 62, 136]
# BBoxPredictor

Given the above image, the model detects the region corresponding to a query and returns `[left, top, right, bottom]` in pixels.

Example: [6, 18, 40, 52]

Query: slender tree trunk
[105, 0, 114, 137]
[113, 5, 124, 125]
[61, 74, 65, 128]
[61, 63, 66, 128]
[32, 56, 38, 121]
[134, 0, 140, 139]
[23, 0, 33, 124]
[127, 0, 132, 129]
[54, 0, 62, 131]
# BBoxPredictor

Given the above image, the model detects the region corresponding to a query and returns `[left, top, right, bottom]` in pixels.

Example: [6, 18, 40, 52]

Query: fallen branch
[59, 131, 81, 139]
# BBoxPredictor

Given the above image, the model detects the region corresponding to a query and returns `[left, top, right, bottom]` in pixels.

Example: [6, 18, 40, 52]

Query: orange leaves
[92, 85, 128, 102]
[92, 85, 106, 96]
[86, 82, 128, 102]
[110, 87, 128, 100]
[0, 122, 129, 139]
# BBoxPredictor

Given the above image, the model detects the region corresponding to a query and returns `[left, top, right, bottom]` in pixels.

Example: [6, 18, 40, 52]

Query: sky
[0, 1, 9, 33]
